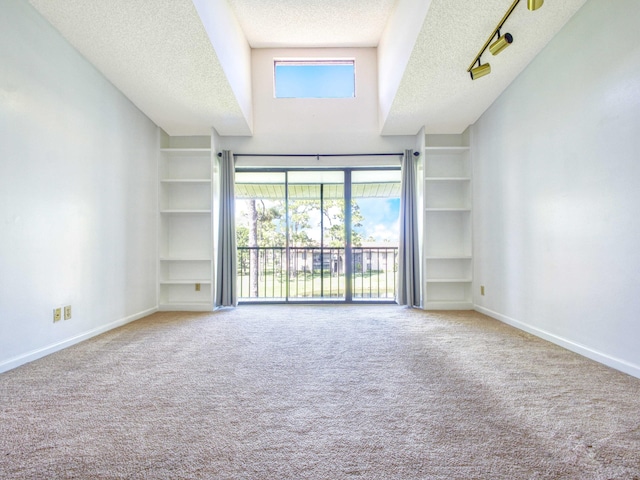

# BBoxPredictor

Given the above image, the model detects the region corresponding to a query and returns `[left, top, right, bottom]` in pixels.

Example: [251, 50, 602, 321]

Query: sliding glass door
[235, 168, 399, 303]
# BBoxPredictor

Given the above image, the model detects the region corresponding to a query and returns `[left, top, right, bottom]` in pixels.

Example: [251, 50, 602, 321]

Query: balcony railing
[237, 246, 398, 301]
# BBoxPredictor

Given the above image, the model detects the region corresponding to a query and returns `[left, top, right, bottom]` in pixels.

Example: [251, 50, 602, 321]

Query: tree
[287, 200, 316, 247]
[237, 199, 286, 297]
[237, 195, 369, 289]
[254, 201, 285, 247]
[323, 199, 364, 247]
[238, 197, 366, 248]
[248, 199, 259, 297]
[236, 225, 249, 247]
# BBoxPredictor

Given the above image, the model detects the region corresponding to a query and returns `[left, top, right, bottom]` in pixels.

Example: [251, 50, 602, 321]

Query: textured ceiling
[381, 0, 588, 134]
[226, 0, 397, 48]
[28, 0, 587, 137]
[28, 0, 252, 136]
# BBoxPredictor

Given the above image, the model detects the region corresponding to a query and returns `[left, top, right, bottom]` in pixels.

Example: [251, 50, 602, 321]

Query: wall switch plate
[53, 307, 62, 322]
[64, 305, 72, 320]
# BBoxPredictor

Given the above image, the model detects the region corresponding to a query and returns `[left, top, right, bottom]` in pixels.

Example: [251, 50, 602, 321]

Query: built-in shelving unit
[423, 137, 472, 310]
[159, 143, 214, 311]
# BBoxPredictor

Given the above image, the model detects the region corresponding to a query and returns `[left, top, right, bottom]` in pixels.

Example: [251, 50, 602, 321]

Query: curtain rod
[217, 152, 420, 158]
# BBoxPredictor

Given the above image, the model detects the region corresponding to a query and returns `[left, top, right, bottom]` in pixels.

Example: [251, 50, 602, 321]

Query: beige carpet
[1, 306, 639, 479]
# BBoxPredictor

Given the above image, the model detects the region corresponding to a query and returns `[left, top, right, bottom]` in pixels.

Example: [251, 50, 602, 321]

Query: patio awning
[236, 182, 400, 199]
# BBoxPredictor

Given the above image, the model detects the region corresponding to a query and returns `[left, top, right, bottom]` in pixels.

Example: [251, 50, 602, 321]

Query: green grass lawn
[237, 271, 396, 299]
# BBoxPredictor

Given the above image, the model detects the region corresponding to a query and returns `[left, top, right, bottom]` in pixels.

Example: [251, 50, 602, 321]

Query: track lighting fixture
[527, 0, 543, 11]
[467, 0, 543, 80]
[470, 62, 491, 80]
[489, 32, 513, 55]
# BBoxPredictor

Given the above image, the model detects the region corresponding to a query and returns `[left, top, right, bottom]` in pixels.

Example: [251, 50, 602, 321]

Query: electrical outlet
[480, 285, 485, 296]
[64, 305, 72, 320]
[195, 283, 201, 292]
[53, 307, 62, 323]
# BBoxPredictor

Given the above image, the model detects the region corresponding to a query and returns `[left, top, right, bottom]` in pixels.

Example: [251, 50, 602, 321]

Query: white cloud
[368, 220, 399, 243]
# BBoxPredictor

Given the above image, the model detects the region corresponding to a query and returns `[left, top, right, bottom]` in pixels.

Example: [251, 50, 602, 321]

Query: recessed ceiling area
[226, 0, 397, 48]
[28, 0, 588, 137]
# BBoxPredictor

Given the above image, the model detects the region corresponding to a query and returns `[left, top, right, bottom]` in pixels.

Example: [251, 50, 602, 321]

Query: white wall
[0, 0, 158, 372]
[472, 0, 640, 378]
[377, 0, 432, 132]
[221, 48, 413, 159]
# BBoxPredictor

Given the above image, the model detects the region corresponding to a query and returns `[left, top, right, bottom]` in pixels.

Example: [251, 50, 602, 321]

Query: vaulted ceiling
[28, 0, 587, 136]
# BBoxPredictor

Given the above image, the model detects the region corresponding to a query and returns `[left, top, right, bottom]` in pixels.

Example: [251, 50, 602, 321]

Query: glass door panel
[235, 172, 287, 301]
[351, 170, 401, 300]
[287, 171, 345, 300]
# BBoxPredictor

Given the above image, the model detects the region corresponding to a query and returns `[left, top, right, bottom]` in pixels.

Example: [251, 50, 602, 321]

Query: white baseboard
[0, 307, 158, 374]
[475, 305, 640, 380]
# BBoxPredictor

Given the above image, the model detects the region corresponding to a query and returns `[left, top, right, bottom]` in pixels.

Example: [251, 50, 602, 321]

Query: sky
[275, 62, 355, 98]
[356, 198, 400, 243]
[300, 197, 400, 244]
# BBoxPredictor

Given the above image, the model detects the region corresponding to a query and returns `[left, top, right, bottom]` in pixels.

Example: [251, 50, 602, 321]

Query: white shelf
[160, 149, 212, 180]
[159, 301, 213, 306]
[424, 301, 474, 310]
[423, 135, 473, 310]
[426, 278, 472, 283]
[425, 177, 471, 181]
[425, 208, 471, 212]
[159, 301, 214, 312]
[161, 179, 211, 183]
[159, 283, 213, 308]
[160, 257, 212, 262]
[424, 146, 470, 153]
[424, 146, 470, 178]
[159, 215, 212, 259]
[160, 209, 211, 214]
[158, 139, 214, 311]
[160, 148, 211, 153]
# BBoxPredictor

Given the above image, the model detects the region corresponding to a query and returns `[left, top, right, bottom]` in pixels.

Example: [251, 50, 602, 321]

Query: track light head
[489, 33, 513, 55]
[468, 0, 540, 80]
[527, 0, 543, 11]
[470, 63, 491, 80]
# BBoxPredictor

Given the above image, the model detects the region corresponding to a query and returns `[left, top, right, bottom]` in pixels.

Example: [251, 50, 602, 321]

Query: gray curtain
[215, 150, 238, 307]
[397, 149, 421, 307]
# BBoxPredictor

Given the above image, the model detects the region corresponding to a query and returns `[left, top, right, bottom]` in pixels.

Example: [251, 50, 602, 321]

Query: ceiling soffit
[381, 0, 588, 135]
[29, 0, 252, 136]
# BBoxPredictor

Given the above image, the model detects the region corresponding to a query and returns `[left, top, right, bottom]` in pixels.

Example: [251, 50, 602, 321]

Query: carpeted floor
[1, 305, 639, 479]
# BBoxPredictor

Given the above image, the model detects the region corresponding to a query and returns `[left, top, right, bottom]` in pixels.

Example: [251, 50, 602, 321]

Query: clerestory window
[274, 60, 355, 99]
